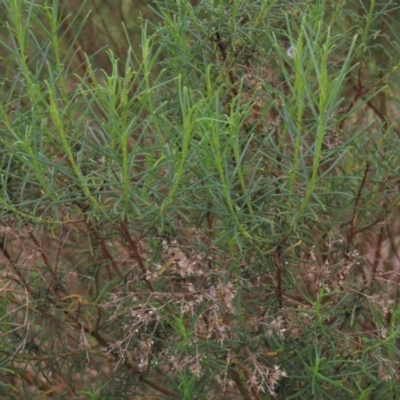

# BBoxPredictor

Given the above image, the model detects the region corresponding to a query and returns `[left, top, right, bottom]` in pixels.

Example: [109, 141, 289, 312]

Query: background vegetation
[1, 0, 400, 398]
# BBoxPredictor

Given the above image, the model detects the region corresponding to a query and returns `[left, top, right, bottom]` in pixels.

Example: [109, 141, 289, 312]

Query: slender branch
[275, 244, 284, 310]
[347, 162, 370, 245]
[120, 220, 155, 292]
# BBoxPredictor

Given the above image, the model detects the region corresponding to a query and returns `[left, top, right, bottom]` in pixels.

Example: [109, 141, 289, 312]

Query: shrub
[1, 0, 400, 398]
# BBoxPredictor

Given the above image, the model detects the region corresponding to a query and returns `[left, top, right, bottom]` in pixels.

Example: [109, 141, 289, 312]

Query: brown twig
[229, 367, 253, 400]
[338, 67, 365, 131]
[214, 32, 239, 97]
[120, 220, 155, 292]
[347, 162, 370, 246]
[28, 227, 68, 296]
[0, 232, 39, 296]
[275, 244, 284, 310]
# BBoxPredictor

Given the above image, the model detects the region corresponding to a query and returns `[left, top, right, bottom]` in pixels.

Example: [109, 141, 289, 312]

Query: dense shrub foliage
[1, 0, 400, 398]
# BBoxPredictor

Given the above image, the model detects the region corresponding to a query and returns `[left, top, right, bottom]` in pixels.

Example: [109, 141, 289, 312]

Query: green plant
[1, 0, 400, 398]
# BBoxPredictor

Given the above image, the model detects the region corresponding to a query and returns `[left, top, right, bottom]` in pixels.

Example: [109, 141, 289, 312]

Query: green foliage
[1, 0, 400, 398]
